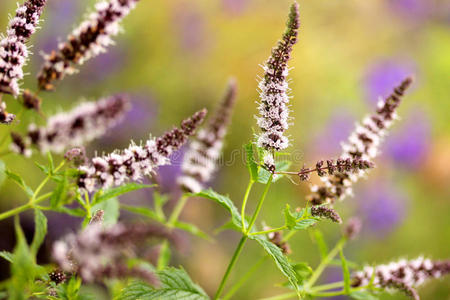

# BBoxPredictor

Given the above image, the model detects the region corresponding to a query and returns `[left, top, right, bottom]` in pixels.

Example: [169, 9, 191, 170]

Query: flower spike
[178, 79, 237, 193]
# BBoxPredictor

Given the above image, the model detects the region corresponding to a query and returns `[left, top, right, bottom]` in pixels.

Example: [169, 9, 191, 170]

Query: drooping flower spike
[178, 79, 237, 193]
[10, 94, 130, 156]
[351, 257, 450, 300]
[77, 109, 207, 192]
[307, 77, 413, 205]
[255, 2, 299, 168]
[0, 0, 47, 96]
[38, 0, 139, 91]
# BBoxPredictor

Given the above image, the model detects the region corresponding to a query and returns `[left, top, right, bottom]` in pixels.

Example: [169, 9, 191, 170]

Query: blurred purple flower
[309, 109, 355, 157]
[357, 180, 407, 237]
[222, 0, 250, 15]
[384, 108, 431, 169]
[158, 147, 186, 193]
[387, 0, 431, 21]
[172, 3, 209, 55]
[78, 46, 127, 84]
[364, 59, 416, 105]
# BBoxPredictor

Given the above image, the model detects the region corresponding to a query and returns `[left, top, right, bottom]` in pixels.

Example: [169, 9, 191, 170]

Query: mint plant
[0, 1, 448, 299]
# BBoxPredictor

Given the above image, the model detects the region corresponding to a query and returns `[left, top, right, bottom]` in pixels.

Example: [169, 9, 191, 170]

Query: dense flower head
[310, 205, 342, 223]
[10, 94, 130, 156]
[297, 157, 374, 181]
[52, 222, 175, 284]
[255, 2, 299, 157]
[0, 0, 47, 96]
[178, 79, 237, 193]
[351, 257, 450, 300]
[307, 77, 413, 205]
[38, 0, 139, 91]
[78, 109, 207, 192]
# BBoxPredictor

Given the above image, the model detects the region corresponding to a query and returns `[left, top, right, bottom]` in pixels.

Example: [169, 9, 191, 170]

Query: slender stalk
[168, 194, 189, 227]
[309, 281, 344, 293]
[250, 225, 287, 236]
[241, 180, 254, 231]
[214, 236, 247, 300]
[246, 174, 273, 234]
[309, 290, 346, 297]
[215, 174, 273, 299]
[0, 203, 33, 221]
[305, 238, 346, 289]
[260, 292, 297, 300]
[223, 256, 266, 300]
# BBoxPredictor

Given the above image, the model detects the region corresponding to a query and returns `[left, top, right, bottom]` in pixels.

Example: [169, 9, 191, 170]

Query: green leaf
[257, 161, 291, 184]
[93, 183, 155, 206]
[292, 262, 313, 284]
[340, 248, 351, 294]
[121, 205, 160, 222]
[349, 290, 379, 300]
[53, 206, 85, 217]
[30, 209, 47, 256]
[195, 189, 243, 230]
[47, 152, 55, 173]
[294, 219, 318, 229]
[313, 229, 328, 260]
[118, 267, 209, 300]
[249, 235, 299, 293]
[0, 251, 13, 263]
[0, 160, 6, 188]
[9, 217, 35, 300]
[244, 143, 259, 181]
[50, 171, 68, 208]
[92, 197, 120, 226]
[5, 170, 34, 197]
[34, 162, 49, 175]
[284, 204, 297, 230]
[174, 221, 211, 240]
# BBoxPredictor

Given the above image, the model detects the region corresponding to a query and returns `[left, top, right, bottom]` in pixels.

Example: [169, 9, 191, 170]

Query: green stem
[215, 174, 273, 300]
[222, 256, 266, 300]
[241, 180, 254, 231]
[246, 174, 273, 234]
[309, 281, 344, 293]
[249, 225, 287, 236]
[0, 203, 33, 221]
[259, 292, 297, 300]
[214, 236, 247, 300]
[168, 194, 189, 227]
[305, 238, 346, 290]
[309, 290, 346, 297]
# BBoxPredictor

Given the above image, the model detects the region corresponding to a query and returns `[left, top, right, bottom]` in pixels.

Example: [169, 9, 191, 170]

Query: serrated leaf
[244, 143, 259, 181]
[174, 221, 211, 241]
[349, 290, 379, 300]
[257, 161, 291, 184]
[92, 197, 120, 226]
[292, 262, 313, 284]
[50, 172, 68, 208]
[249, 235, 299, 293]
[0, 251, 13, 263]
[294, 219, 318, 230]
[195, 189, 243, 230]
[30, 209, 47, 256]
[284, 204, 297, 230]
[313, 229, 328, 260]
[118, 268, 209, 300]
[121, 205, 160, 222]
[93, 183, 155, 206]
[340, 248, 351, 294]
[5, 170, 34, 197]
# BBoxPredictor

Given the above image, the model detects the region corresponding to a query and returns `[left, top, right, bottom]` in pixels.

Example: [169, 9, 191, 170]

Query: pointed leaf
[257, 161, 291, 184]
[284, 204, 297, 230]
[121, 205, 160, 222]
[0, 251, 13, 263]
[244, 143, 259, 181]
[50, 171, 68, 208]
[5, 170, 34, 197]
[93, 183, 155, 206]
[249, 235, 299, 293]
[30, 209, 47, 256]
[174, 221, 211, 241]
[292, 262, 313, 284]
[195, 189, 243, 230]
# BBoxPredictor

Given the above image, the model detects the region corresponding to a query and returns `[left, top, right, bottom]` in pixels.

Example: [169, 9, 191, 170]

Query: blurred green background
[0, 0, 449, 299]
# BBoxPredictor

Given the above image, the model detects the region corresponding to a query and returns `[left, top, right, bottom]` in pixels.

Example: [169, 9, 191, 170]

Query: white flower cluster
[78, 109, 206, 192]
[12, 95, 129, 155]
[38, 0, 139, 90]
[352, 257, 450, 299]
[53, 222, 169, 283]
[255, 3, 299, 158]
[0, 0, 46, 96]
[178, 80, 237, 193]
[308, 77, 413, 205]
